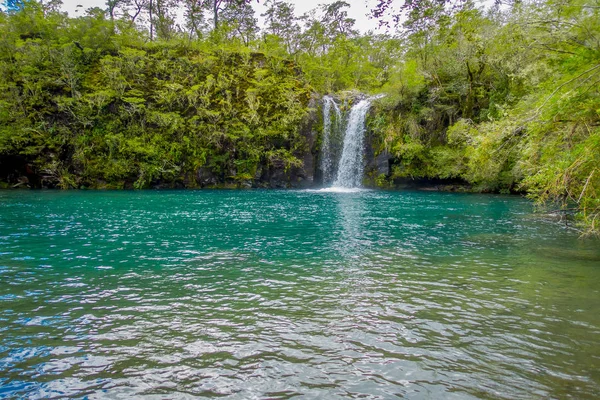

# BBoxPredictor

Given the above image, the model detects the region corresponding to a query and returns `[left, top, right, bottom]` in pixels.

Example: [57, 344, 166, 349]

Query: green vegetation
[369, 0, 599, 235]
[0, 0, 397, 190]
[0, 0, 315, 189]
[0, 0, 598, 234]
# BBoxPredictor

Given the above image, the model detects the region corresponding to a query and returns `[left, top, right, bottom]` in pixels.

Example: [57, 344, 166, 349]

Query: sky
[59, 0, 388, 34]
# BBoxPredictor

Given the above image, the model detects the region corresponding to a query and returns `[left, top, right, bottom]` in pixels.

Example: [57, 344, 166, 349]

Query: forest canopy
[0, 0, 598, 234]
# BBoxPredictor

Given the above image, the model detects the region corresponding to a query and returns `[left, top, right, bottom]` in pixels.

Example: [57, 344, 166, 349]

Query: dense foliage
[0, 0, 398, 189]
[0, 1, 316, 189]
[369, 0, 600, 235]
[0, 0, 598, 233]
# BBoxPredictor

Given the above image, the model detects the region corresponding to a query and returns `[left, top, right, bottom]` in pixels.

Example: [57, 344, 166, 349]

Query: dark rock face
[363, 107, 392, 186]
[196, 167, 219, 187]
[374, 151, 392, 176]
[258, 159, 288, 188]
[294, 150, 315, 188]
[0, 156, 39, 188]
[292, 96, 319, 188]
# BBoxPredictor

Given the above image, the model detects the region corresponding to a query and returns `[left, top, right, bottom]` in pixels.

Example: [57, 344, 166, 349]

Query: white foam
[308, 187, 370, 194]
[332, 94, 385, 188]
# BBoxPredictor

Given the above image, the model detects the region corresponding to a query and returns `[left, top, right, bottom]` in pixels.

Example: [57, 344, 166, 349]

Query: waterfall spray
[320, 96, 342, 184]
[332, 95, 383, 188]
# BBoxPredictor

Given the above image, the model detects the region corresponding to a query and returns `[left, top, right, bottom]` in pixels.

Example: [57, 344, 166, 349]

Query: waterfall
[320, 95, 342, 184]
[331, 95, 383, 188]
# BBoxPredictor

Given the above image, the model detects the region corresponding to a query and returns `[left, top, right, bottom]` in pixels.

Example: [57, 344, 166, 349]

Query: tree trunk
[213, 0, 219, 30]
[149, 0, 154, 41]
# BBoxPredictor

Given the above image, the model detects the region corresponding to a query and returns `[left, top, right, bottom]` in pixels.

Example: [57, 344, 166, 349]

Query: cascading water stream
[320, 96, 342, 184]
[332, 95, 383, 188]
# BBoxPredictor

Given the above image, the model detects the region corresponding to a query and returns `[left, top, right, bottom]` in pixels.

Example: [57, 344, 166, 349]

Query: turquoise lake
[0, 189, 599, 399]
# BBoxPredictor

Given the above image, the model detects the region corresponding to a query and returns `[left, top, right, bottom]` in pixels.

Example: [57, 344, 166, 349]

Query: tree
[152, 0, 177, 40]
[320, 1, 356, 38]
[106, 0, 125, 20]
[220, 0, 257, 45]
[183, 0, 207, 38]
[261, 0, 301, 54]
[298, 10, 326, 56]
[191, 0, 254, 31]
[370, 0, 461, 29]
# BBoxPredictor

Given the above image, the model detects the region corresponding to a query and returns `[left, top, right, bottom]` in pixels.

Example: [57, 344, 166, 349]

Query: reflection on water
[335, 192, 367, 260]
[0, 190, 599, 399]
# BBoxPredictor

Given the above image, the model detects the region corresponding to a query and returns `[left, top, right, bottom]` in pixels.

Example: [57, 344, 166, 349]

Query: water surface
[0, 190, 599, 399]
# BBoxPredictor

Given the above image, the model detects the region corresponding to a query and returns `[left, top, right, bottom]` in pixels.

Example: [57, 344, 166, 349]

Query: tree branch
[535, 63, 600, 114]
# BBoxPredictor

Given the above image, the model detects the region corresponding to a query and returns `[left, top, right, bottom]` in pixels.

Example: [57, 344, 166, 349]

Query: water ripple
[0, 190, 599, 399]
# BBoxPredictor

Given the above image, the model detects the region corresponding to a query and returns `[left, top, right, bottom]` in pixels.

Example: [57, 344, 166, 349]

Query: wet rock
[239, 180, 253, 189]
[291, 95, 320, 188]
[196, 167, 218, 187]
[12, 176, 30, 188]
[374, 151, 392, 176]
